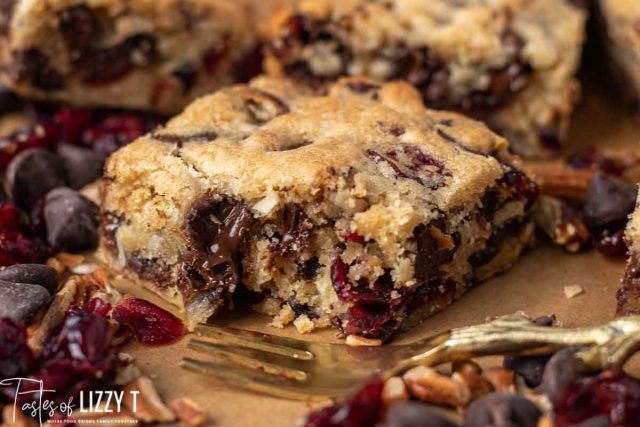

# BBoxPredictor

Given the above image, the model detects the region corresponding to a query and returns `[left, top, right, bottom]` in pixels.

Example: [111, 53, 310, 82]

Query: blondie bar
[0, 0, 258, 114]
[264, 0, 587, 158]
[101, 76, 538, 339]
[619, 194, 640, 316]
[597, 0, 640, 115]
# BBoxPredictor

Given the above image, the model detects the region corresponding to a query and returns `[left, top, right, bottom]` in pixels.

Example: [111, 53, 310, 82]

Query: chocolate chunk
[57, 143, 104, 189]
[271, 204, 313, 258]
[82, 34, 157, 84]
[503, 316, 555, 387]
[383, 402, 457, 427]
[463, 392, 541, 427]
[415, 219, 458, 286]
[173, 63, 198, 93]
[0, 264, 59, 293]
[11, 49, 64, 91]
[540, 347, 579, 405]
[5, 148, 66, 209]
[181, 197, 254, 295]
[0, 86, 22, 114]
[0, 280, 50, 324]
[583, 173, 638, 229]
[58, 5, 96, 59]
[44, 187, 99, 252]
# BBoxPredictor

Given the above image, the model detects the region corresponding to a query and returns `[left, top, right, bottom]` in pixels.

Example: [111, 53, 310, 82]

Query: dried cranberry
[112, 297, 184, 345]
[596, 229, 628, 258]
[83, 298, 112, 317]
[0, 304, 118, 405]
[301, 377, 384, 427]
[0, 201, 23, 233]
[0, 231, 49, 266]
[567, 148, 628, 176]
[0, 318, 35, 378]
[82, 114, 146, 157]
[30, 307, 117, 404]
[54, 108, 94, 144]
[554, 371, 640, 427]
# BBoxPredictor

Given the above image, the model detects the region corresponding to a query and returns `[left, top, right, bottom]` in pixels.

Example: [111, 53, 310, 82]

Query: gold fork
[179, 313, 640, 401]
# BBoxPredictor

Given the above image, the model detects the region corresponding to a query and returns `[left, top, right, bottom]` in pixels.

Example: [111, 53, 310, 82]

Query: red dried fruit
[54, 107, 94, 144]
[0, 318, 36, 379]
[301, 377, 384, 427]
[567, 147, 627, 176]
[82, 114, 146, 157]
[1, 302, 118, 405]
[112, 297, 184, 345]
[340, 230, 365, 243]
[596, 229, 628, 259]
[83, 297, 112, 317]
[554, 371, 640, 427]
[0, 230, 49, 266]
[0, 201, 23, 233]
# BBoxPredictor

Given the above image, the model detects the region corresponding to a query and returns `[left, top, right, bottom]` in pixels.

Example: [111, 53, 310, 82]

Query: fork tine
[195, 325, 314, 360]
[180, 357, 349, 401]
[188, 339, 308, 381]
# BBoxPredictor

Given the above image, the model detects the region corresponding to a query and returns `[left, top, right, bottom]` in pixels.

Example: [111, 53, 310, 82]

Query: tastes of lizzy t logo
[1, 378, 140, 425]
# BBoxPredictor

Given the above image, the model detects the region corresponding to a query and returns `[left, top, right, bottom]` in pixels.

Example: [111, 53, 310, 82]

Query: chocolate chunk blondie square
[0, 0, 257, 114]
[264, 0, 587, 158]
[597, 0, 640, 114]
[101, 76, 538, 339]
[619, 194, 640, 316]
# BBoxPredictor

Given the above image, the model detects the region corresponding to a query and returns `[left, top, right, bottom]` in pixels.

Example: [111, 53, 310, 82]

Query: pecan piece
[123, 376, 176, 423]
[403, 366, 470, 407]
[526, 161, 594, 200]
[533, 195, 590, 252]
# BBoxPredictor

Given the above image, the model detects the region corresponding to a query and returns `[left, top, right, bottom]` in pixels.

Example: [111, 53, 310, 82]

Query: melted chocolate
[180, 196, 254, 299]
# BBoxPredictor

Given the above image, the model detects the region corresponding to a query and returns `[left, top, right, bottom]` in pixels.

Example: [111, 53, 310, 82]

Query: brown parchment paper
[121, 75, 640, 427]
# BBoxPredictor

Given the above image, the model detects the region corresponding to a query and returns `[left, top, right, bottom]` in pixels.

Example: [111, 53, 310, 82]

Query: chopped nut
[537, 414, 555, 427]
[2, 406, 36, 427]
[28, 277, 78, 354]
[123, 376, 175, 423]
[452, 360, 483, 376]
[381, 376, 409, 407]
[484, 367, 516, 393]
[403, 366, 470, 407]
[564, 285, 584, 299]
[115, 363, 142, 386]
[90, 267, 109, 287]
[170, 398, 208, 426]
[452, 371, 494, 401]
[46, 256, 66, 275]
[533, 195, 590, 253]
[526, 161, 594, 200]
[345, 335, 383, 347]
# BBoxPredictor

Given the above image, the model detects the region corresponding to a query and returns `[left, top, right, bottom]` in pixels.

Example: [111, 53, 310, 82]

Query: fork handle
[387, 314, 640, 377]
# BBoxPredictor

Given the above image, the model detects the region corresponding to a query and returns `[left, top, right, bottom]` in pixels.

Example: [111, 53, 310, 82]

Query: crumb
[293, 315, 315, 333]
[564, 285, 584, 299]
[270, 305, 295, 328]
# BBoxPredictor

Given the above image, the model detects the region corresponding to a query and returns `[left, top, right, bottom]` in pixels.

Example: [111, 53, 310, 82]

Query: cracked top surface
[103, 76, 515, 261]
